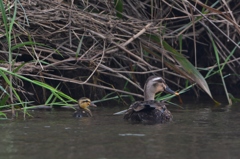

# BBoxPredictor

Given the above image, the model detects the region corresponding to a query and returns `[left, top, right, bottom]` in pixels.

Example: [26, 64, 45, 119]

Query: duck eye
[159, 79, 166, 83]
[81, 100, 89, 104]
[153, 83, 159, 87]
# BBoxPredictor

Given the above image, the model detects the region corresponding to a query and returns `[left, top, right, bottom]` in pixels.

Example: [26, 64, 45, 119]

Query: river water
[1, 100, 240, 159]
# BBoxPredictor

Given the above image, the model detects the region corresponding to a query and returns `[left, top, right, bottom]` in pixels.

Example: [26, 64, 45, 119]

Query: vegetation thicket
[0, 0, 239, 118]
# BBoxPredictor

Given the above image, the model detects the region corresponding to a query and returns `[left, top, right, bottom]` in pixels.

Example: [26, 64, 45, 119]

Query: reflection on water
[1, 102, 240, 159]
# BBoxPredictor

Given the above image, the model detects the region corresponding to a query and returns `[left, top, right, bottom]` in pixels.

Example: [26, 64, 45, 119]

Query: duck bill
[90, 103, 97, 107]
[165, 86, 178, 95]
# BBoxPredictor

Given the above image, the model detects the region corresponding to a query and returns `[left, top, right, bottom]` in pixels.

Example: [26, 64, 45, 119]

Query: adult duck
[115, 76, 178, 124]
[73, 97, 97, 118]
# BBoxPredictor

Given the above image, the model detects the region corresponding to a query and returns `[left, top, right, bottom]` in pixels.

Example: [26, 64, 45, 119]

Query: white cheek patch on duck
[156, 83, 165, 92]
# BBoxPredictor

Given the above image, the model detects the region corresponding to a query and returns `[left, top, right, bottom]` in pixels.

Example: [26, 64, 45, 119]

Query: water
[1, 102, 240, 159]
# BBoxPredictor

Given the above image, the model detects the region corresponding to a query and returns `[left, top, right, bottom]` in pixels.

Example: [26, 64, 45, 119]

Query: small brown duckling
[73, 97, 97, 118]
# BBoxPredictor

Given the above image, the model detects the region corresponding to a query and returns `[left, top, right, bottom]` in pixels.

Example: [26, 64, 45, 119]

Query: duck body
[123, 76, 178, 124]
[73, 97, 96, 118]
[123, 100, 172, 124]
[73, 108, 93, 118]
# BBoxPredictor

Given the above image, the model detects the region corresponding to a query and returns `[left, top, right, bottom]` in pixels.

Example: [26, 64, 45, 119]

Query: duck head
[78, 97, 97, 110]
[143, 76, 178, 101]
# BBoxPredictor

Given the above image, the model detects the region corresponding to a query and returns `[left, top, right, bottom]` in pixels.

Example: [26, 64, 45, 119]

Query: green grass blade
[11, 42, 43, 51]
[147, 34, 215, 101]
[9, 0, 17, 37]
[162, 40, 213, 99]
[0, 68, 76, 104]
[0, 69, 22, 105]
[210, 34, 231, 104]
[0, 0, 9, 40]
[0, 95, 9, 106]
[76, 35, 84, 58]
[0, 112, 7, 119]
[114, 0, 123, 19]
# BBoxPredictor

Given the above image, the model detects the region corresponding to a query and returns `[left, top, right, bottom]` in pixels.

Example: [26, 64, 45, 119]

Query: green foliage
[11, 42, 44, 51]
[94, 93, 129, 104]
[228, 93, 240, 104]
[147, 34, 214, 100]
[0, 0, 18, 116]
[0, 112, 7, 119]
[0, 69, 22, 105]
[0, 0, 9, 40]
[0, 67, 78, 118]
[0, 0, 77, 117]
[163, 41, 213, 98]
[114, 0, 123, 19]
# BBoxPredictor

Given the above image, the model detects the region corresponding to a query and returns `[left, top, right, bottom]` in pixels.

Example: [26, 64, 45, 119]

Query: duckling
[73, 97, 97, 118]
[123, 75, 178, 124]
